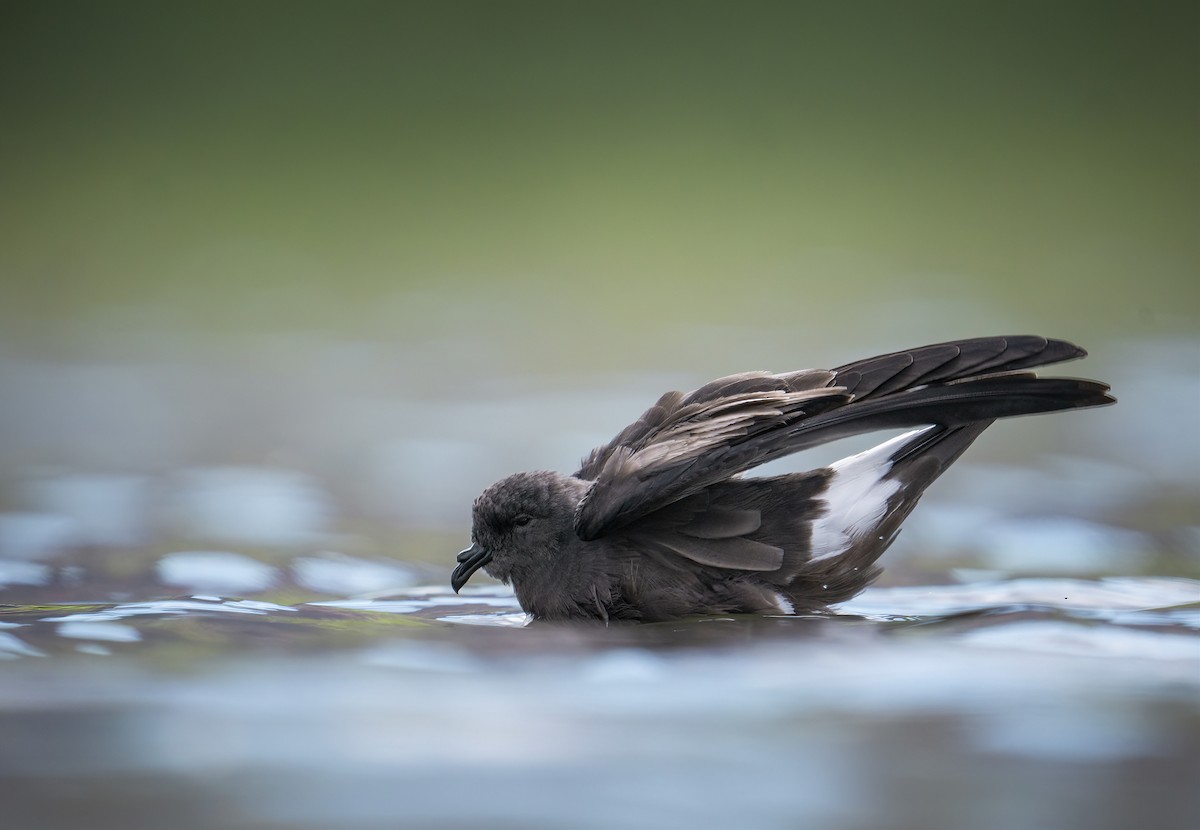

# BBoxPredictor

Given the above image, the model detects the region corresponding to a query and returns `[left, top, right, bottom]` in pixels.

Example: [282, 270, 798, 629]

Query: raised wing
[572, 335, 1112, 541]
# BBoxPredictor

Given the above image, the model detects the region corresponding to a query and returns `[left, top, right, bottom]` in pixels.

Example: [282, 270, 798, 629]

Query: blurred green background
[1, 0, 1196, 354]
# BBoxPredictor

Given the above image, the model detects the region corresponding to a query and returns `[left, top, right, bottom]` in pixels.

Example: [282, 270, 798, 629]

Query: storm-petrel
[451, 336, 1114, 622]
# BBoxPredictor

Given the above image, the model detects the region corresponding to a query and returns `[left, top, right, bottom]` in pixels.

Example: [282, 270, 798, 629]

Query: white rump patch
[772, 591, 795, 615]
[809, 428, 931, 562]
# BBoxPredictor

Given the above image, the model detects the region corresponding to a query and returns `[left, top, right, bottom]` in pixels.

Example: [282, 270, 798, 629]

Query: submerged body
[451, 336, 1114, 622]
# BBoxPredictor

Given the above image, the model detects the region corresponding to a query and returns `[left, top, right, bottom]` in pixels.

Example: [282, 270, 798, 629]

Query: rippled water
[3, 563, 1198, 830]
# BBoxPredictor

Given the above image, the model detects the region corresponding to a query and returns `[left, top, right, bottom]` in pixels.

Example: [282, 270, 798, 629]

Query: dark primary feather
[830, 335, 1085, 399]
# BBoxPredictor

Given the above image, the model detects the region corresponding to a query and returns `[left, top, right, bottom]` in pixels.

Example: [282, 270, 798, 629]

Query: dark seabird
[451, 336, 1114, 622]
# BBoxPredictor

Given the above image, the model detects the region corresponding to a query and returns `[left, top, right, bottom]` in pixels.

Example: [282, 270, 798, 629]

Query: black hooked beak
[451, 542, 492, 593]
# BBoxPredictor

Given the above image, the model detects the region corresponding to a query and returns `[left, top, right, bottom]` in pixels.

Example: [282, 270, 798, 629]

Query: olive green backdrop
[1, 1, 1195, 356]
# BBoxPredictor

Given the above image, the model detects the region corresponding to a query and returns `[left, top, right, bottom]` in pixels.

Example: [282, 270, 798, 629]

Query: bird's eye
[512, 514, 533, 528]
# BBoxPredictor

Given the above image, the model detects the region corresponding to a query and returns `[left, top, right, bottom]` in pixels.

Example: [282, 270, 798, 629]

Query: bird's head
[451, 471, 588, 592]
